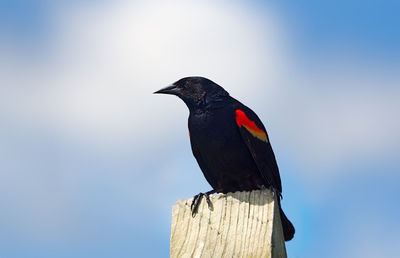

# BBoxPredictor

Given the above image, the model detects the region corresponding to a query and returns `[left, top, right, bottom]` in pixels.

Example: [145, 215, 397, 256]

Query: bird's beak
[153, 84, 180, 95]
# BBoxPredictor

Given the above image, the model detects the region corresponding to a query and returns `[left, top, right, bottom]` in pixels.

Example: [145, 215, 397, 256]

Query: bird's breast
[189, 111, 236, 147]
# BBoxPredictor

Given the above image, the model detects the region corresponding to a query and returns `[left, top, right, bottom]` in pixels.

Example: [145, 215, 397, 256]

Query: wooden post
[170, 190, 287, 258]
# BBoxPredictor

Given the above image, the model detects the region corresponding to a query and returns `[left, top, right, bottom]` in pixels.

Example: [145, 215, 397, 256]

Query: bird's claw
[191, 193, 203, 217]
[191, 192, 214, 217]
[205, 193, 214, 211]
[267, 185, 282, 199]
[268, 185, 275, 196]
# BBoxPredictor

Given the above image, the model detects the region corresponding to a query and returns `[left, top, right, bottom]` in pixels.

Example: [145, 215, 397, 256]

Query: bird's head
[154, 76, 229, 111]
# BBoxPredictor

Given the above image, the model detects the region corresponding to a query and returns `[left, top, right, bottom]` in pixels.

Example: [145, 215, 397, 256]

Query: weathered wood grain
[170, 190, 287, 258]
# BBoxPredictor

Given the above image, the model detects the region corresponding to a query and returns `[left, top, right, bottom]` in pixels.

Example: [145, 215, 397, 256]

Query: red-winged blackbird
[154, 76, 295, 241]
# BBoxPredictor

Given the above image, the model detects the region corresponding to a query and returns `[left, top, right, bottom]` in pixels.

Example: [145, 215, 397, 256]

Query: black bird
[154, 76, 295, 241]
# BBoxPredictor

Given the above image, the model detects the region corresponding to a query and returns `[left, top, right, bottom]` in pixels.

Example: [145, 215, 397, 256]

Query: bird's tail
[278, 199, 295, 241]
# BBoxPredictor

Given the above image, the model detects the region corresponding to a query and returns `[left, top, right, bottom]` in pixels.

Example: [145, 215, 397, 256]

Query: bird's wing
[234, 105, 282, 193]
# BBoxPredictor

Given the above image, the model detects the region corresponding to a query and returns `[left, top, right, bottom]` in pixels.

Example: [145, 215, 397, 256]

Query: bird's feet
[190, 190, 216, 217]
[266, 185, 282, 199]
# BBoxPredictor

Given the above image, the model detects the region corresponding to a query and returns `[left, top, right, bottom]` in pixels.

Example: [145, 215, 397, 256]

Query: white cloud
[0, 0, 286, 148]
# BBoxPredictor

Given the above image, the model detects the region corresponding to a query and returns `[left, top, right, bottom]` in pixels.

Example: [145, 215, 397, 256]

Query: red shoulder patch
[235, 109, 268, 142]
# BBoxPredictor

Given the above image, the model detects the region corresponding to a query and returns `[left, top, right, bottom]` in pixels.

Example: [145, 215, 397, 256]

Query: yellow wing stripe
[243, 126, 268, 142]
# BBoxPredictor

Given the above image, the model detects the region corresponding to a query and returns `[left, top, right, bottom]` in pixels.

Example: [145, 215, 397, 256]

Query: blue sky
[0, 0, 399, 257]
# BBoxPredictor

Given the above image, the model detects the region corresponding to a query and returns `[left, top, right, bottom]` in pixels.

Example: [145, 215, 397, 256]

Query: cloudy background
[1, 0, 399, 257]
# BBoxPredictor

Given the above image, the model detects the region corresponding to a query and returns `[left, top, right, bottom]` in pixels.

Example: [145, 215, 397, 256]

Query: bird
[154, 76, 295, 241]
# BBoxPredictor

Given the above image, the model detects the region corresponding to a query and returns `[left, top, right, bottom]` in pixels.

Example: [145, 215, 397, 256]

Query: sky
[0, 0, 399, 257]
